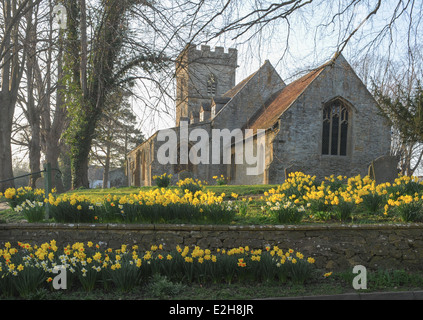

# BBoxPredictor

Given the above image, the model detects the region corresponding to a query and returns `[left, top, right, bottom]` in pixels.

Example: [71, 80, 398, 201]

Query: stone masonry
[127, 46, 393, 187]
[1, 223, 423, 272]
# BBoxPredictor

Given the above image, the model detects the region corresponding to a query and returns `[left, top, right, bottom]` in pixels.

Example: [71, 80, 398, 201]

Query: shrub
[395, 201, 423, 222]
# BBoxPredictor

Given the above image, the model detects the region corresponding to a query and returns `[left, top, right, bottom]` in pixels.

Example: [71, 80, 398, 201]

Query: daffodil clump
[226, 196, 253, 217]
[153, 173, 173, 188]
[5, 172, 423, 225]
[177, 177, 205, 194]
[0, 187, 46, 209]
[45, 193, 101, 223]
[213, 174, 228, 185]
[46, 188, 234, 224]
[14, 199, 45, 223]
[261, 172, 423, 223]
[0, 240, 318, 298]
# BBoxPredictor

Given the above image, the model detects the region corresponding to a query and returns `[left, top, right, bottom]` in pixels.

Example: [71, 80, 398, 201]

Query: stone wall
[2, 223, 423, 272]
[213, 60, 285, 132]
[268, 55, 392, 184]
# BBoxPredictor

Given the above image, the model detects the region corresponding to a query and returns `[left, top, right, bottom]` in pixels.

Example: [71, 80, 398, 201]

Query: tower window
[322, 100, 349, 156]
[207, 73, 217, 96]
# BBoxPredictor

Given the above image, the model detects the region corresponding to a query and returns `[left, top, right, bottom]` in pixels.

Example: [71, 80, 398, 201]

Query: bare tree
[0, 0, 42, 192]
[4, 0, 423, 192]
[10, 0, 68, 192]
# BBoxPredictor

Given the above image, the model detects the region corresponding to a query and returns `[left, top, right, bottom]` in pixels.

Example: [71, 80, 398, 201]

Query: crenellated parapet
[176, 44, 238, 70]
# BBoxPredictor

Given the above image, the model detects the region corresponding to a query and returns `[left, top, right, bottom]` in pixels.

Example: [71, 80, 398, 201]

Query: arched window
[207, 73, 217, 96]
[322, 99, 349, 156]
[134, 151, 141, 186]
[141, 151, 146, 181]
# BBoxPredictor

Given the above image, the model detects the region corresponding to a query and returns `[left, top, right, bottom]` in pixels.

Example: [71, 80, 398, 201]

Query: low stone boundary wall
[1, 223, 423, 271]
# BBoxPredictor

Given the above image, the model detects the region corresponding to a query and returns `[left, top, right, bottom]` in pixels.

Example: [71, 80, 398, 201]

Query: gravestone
[368, 155, 399, 184]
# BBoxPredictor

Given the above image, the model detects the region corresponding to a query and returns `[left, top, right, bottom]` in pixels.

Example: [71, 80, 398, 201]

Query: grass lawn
[0, 183, 403, 225]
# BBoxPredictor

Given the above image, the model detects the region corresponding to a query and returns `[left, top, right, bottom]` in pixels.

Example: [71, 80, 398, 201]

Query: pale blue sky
[135, 0, 421, 137]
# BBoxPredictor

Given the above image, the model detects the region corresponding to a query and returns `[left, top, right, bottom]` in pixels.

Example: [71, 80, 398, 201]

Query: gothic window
[207, 73, 217, 96]
[322, 100, 349, 156]
[141, 151, 146, 181]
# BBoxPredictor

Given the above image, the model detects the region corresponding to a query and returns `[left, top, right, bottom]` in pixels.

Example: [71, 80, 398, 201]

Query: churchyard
[2, 171, 423, 299]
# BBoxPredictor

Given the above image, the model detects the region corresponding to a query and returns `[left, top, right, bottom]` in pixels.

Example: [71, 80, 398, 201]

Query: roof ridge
[221, 60, 275, 99]
[248, 64, 327, 130]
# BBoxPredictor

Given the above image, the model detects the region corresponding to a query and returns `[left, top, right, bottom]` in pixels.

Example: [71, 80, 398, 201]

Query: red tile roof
[248, 66, 326, 130]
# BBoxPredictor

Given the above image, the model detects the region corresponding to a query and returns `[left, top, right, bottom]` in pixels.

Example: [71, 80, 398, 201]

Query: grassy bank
[3, 268, 423, 300]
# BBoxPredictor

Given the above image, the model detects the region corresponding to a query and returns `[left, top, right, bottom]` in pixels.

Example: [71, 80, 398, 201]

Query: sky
[11, 0, 423, 174]
[132, 0, 417, 138]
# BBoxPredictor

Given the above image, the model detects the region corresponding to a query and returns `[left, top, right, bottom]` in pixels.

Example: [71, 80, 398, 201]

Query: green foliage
[12, 265, 46, 298]
[374, 82, 423, 144]
[361, 192, 385, 214]
[368, 269, 423, 289]
[265, 201, 305, 224]
[14, 200, 45, 223]
[333, 199, 356, 222]
[146, 274, 186, 299]
[49, 200, 100, 223]
[394, 200, 423, 222]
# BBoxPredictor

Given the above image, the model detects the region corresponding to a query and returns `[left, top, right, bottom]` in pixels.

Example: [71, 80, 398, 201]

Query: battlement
[195, 44, 237, 56]
[175, 44, 238, 127]
[177, 44, 238, 68]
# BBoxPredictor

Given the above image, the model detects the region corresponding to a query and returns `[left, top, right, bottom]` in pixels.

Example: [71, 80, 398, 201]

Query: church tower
[175, 45, 238, 126]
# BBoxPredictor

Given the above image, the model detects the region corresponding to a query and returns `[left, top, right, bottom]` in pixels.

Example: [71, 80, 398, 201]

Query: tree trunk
[45, 143, 65, 193]
[102, 142, 111, 189]
[40, 11, 67, 193]
[68, 0, 128, 190]
[28, 123, 41, 188]
[71, 120, 97, 189]
[26, 10, 42, 188]
[0, 95, 15, 192]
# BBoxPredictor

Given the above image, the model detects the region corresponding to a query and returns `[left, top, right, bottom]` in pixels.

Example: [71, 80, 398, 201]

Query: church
[127, 45, 392, 186]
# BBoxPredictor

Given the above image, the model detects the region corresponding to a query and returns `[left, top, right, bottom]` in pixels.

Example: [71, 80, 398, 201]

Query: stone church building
[127, 45, 392, 186]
